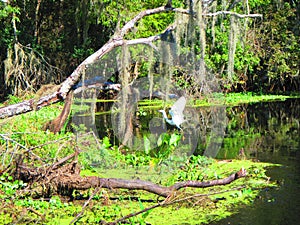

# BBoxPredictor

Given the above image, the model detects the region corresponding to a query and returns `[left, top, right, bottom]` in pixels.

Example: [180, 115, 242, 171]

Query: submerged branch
[112, 203, 162, 225]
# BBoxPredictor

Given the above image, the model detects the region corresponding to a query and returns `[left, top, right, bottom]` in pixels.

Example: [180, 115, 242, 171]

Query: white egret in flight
[158, 96, 186, 129]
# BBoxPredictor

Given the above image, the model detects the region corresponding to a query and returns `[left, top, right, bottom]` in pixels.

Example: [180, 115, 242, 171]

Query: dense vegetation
[2, 93, 292, 224]
[0, 0, 299, 224]
[0, 0, 299, 100]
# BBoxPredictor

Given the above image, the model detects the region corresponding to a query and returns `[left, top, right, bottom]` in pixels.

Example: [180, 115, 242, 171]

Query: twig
[27, 207, 45, 220]
[25, 135, 73, 152]
[0, 133, 28, 150]
[125, 25, 176, 47]
[111, 202, 162, 225]
[70, 187, 101, 224]
[19, 43, 64, 74]
[90, 131, 102, 150]
[0, 133, 32, 166]
[49, 151, 79, 171]
[0, 133, 73, 164]
[167, 185, 247, 205]
[111, 185, 247, 224]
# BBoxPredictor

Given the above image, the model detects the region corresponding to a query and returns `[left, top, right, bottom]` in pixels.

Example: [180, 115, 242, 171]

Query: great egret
[158, 96, 186, 129]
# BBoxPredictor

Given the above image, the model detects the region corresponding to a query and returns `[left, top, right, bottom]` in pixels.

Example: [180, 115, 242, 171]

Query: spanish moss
[228, 15, 238, 82]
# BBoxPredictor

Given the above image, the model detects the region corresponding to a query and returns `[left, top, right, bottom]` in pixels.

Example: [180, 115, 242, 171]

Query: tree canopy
[0, 0, 299, 100]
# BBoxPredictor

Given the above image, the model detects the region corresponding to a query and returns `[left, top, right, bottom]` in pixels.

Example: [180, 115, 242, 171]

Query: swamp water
[81, 98, 299, 224]
[211, 98, 300, 225]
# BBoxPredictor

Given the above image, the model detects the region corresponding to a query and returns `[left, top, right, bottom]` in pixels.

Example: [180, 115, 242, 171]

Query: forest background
[0, 1, 299, 224]
[0, 0, 299, 100]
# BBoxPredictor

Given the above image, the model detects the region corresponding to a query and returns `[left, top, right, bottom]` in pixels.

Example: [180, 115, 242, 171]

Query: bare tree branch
[203, 11, 262, 18]
[0, 7, 179, 118]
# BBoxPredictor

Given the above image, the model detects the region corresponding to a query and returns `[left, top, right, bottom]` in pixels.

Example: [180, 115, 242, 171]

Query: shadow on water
[211, 98, 300, 225]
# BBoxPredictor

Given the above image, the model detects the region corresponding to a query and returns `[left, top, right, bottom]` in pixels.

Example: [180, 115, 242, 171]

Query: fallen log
[15, 153, 247, 198]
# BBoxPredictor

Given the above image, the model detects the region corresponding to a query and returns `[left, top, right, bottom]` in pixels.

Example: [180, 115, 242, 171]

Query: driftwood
[15, 151, 247, 198]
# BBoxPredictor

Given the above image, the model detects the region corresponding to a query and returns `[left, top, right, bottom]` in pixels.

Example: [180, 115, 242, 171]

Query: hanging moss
[4, 43, 63, 96]
[147, 48, 154, 100]
[227, 15, 238, 83]
[119, 44, 132, 146]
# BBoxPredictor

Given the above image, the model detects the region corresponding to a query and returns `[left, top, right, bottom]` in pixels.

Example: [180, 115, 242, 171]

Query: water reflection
[211, 98, 300, 225]
[93, 98, 300, 224]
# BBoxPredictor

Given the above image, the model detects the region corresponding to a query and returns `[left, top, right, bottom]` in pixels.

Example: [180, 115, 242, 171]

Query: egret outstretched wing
[170, 96, 186, 113]
[169, 96, 186, 129]
[158, 96, 187, 129]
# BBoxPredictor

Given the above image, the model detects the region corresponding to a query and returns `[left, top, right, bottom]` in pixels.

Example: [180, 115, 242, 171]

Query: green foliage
[0, 3, 20, 57]
[0, 4, 20, 19]
[72, 45, 94, 60]
[154, 132, 181, 158]
[3, 94, 22, 104]
[251, 1, 300, 91]
[0, 173, 26, 198]
[0, 155, 280, 225]
[0, 103, 74, 166]
[201, 0, 299, 92]
[193, 92, 297, 107]
[79, 135, 118, 169]
[1, 96, 290, 224]
[1, 1, 299, 223]
[204, 14, 260, 90]
[97, 0, 183, 38]
[168, 155, 214, 183]
[0, 0, 299, 96]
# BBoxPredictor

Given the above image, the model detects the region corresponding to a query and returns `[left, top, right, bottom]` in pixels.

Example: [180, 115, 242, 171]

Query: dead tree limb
[0, 6, 182, 119]
[15, 154, 247, 198]
[111, 184, 247, 224]
[203, 11, 262, 18]
[97, 168, 246, 197]
[112, 202, 162, 225]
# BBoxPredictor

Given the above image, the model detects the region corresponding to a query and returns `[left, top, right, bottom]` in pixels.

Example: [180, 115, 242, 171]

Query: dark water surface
[94, 98, 300, 224]
[211, 98, 300, 225]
